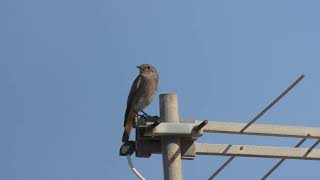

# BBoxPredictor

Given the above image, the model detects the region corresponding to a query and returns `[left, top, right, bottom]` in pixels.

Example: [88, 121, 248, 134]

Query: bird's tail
[122, 110, 135, 142]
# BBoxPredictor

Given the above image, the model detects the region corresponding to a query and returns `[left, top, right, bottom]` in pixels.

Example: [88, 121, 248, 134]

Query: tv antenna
[120, 74, 320, 180]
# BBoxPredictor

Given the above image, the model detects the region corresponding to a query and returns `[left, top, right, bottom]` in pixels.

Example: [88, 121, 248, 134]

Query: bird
[122, 64, 159, 142]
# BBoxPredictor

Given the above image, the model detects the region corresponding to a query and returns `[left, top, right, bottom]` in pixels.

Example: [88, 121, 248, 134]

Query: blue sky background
[1, 0, 320, 179]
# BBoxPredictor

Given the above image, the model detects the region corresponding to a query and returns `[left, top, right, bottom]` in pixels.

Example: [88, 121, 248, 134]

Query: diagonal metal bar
[304, 139, 320, 157]
[261, 138, 320, 179]
[260, 138, 307, 180]
[208, 156, 235, 180]
[208, 74, 305, 179]
[240, 74, 305, 132]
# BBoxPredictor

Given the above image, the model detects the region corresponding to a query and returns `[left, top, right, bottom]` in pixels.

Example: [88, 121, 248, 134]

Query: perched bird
[122, 64, 159, 142]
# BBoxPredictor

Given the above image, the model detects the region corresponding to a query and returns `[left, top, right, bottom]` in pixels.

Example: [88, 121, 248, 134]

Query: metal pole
[160, 94, 182, 180]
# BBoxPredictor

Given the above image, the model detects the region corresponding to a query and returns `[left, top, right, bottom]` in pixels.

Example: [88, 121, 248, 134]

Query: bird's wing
[124, 75, 142, 126]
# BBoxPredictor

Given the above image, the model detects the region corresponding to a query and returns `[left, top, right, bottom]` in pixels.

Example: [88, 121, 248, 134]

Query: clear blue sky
[1, 0, 320, 179]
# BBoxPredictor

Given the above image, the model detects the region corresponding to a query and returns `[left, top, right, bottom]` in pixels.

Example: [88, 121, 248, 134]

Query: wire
[127, 155, 146, 180]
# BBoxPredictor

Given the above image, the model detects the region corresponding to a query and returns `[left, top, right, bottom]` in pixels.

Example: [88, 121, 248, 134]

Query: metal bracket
[119, 141, 135, 156]
[130, 117, 208, 159]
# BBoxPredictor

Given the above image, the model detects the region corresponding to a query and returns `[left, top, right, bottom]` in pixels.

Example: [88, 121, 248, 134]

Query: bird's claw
[141, 111, 152, 117]
[136, 111, 152, 120]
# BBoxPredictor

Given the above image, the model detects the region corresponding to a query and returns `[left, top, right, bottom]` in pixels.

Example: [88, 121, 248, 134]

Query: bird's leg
[135, 111, 153, 123]
[135, 110, 153, 123]
[132, 110, 140, 127]
[141, 111, 152, 118]
[135, 112, 142, 118]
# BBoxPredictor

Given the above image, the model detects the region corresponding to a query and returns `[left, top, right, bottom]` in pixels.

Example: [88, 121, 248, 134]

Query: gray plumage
[122, 64, 159, 142]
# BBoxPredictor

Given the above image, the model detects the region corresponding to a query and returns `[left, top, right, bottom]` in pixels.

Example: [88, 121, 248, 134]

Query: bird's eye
[147, 66, 151, 69]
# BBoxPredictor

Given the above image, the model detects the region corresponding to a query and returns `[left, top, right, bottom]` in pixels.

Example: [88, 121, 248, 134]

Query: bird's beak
[136, 65, 141, 69]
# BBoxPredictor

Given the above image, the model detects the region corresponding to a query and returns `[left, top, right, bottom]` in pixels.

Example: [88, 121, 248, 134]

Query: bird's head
[137, 64, 158, 75]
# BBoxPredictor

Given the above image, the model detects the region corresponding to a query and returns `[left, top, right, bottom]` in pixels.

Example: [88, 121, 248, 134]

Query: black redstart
[122, 64, 159, 142]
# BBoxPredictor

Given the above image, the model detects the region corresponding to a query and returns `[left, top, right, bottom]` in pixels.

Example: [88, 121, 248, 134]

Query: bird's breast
[133, 77, 157, 112]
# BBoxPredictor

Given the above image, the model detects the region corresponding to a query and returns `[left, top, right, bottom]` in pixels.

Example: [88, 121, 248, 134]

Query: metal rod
[260, 138, 308, 180]
[146, 120, 160, 131]
[193, 120, 208, 132]
[208, 74, 305, 179]
[240, 74, 305, 132]
[201, 120, 320, 138]
[208, 156, 235, 180]
[160, 94, 182, 180]
[304, 139, 320, 157]
[196, 142, 320, 160]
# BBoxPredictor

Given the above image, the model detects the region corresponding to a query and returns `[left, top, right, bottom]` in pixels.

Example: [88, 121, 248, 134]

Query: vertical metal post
[160, 94, 182, 180]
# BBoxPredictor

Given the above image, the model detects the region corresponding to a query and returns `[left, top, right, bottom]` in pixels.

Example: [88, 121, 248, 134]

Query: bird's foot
[141, 111, 152, 118]
[136, 111, 153, 120]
